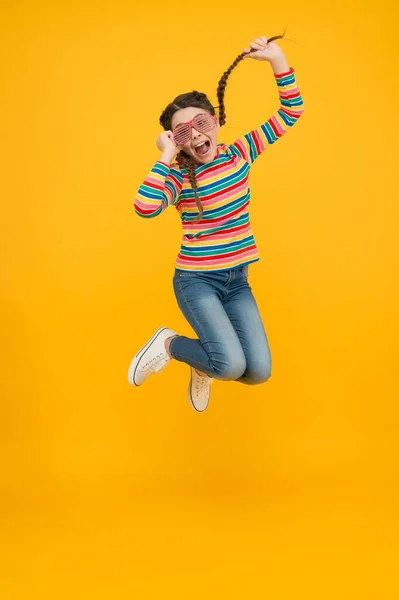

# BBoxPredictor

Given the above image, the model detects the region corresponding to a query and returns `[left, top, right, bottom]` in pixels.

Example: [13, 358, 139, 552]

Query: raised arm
[230, 38, 305, 164]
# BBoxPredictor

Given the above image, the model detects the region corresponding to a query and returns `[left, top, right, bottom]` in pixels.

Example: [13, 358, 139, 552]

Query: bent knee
[244, 365, 272, 385]
[212, 356, 247, 381]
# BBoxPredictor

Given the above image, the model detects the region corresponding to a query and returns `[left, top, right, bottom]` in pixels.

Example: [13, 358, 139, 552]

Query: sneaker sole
[128, 327, 168, 387]
[188, 368, 209, 413]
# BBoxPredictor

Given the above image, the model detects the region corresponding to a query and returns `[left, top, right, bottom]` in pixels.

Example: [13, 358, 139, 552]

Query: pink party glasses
[172, 113, 216, 146]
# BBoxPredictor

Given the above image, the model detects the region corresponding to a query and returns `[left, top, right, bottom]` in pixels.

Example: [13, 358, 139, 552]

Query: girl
[128, 35, 304, 412]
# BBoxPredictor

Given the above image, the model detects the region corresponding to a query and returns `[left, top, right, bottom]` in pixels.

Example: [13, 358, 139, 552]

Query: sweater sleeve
[229, 67, 305, 165]
[134, 161, 183, 218]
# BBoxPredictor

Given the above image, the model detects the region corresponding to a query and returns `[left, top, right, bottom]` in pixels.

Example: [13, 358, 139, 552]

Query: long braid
[216, 54, 245, 127]
[217, 30, 286, 126]
[176, 151, 204, 221]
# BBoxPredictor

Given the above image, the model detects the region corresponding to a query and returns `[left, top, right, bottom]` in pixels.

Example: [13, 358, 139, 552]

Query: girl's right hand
[156, 131, 178, 162]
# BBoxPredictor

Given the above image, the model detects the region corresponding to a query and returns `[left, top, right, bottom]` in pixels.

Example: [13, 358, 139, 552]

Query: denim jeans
[169, 265, 272, 385]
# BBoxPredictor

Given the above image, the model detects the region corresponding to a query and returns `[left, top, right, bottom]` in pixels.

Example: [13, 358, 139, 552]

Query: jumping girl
[128, 34, 305, 412]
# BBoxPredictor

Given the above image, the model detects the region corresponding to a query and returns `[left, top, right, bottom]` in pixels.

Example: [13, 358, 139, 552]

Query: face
[170, 107, 220, 164]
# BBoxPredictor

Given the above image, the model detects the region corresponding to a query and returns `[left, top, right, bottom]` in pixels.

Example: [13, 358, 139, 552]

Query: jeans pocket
[173, 270, 199, 296]
[174, 269, 193, 280]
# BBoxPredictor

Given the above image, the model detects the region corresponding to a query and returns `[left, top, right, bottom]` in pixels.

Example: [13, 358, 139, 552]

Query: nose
[191, 127, 201, 139]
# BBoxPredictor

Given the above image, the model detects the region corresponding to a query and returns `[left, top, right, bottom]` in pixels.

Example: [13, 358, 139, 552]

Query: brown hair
[160, 31, 286, 221]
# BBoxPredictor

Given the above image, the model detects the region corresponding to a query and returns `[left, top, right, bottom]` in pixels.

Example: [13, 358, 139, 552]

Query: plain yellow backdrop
[1, 0, 398, 597]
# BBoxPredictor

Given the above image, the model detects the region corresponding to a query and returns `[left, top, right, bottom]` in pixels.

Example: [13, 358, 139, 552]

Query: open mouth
[193, 141, 211, 157]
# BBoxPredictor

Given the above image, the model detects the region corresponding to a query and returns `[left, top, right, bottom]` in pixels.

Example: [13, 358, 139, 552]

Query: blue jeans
[169, 265, 272, 385]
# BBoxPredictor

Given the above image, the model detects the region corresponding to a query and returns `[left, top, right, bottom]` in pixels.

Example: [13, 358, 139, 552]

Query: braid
[216, 54, 244, 127]
[176, 151, 204, 222]
[217, 30, 287, 126]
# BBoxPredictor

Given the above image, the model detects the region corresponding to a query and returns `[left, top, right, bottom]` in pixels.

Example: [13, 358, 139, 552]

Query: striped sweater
[134, 66, 304, 271]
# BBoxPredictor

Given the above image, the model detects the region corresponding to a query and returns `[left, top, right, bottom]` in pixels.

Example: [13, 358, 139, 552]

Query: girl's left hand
[243, 36, 284, 62]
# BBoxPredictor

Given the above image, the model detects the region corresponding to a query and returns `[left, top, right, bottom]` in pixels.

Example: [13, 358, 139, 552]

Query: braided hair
[159, 31, 286, 222]
[216, 31, 286, 126]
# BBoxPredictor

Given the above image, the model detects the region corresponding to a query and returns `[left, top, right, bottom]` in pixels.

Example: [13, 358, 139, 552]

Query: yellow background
[1, 0, 398, 597]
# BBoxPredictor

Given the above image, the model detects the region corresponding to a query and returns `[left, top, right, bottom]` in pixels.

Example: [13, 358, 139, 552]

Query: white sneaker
[188, 367, 213, 412]
[128, 327, 177, 386]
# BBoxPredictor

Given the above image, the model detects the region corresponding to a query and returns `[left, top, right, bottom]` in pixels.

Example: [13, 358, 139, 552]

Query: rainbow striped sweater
[134, 67, 304, 271]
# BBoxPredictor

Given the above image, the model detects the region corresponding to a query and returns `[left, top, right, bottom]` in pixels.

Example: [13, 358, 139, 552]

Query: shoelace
[195, 373, 212, 398]
[141, 353, 167, 373]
